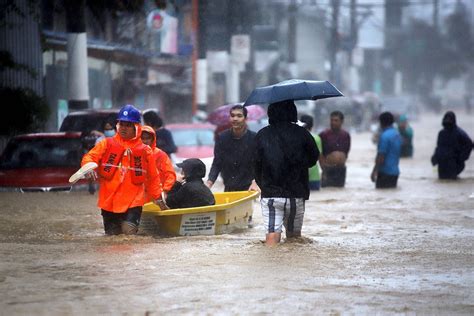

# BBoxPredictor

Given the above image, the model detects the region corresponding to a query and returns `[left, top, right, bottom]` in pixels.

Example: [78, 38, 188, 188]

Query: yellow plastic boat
[142, 191, 260, 236]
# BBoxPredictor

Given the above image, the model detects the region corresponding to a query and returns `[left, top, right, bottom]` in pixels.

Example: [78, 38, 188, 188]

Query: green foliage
[396, 19, 441, 93]
[0, 1, 39, 78]
[395, 3, 474, 93]
[0, 51, 37, 79]
[0, 0, 39, 29]
[0, 87, 50, 136]
[440, 5, 474, 80]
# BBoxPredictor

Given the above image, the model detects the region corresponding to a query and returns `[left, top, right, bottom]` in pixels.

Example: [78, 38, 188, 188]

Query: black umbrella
[243, 79, 343, 106]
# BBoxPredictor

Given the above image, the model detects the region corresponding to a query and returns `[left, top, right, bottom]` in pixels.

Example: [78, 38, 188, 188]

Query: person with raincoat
[254, 100, 319, 246]
[81, 104, 164, 235]
[141, 125, 177, 200]
[165, 158, 215, 209]
[431, 111, 473, 180]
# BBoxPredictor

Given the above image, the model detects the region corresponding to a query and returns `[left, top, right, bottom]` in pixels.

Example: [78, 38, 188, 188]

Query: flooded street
[1, 112, 473, 315]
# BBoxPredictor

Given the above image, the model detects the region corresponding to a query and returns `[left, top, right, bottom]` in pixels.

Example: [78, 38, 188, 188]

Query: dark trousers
[438, 160, 464, 180]
[376, 172, 398, 189]
[101, 207, 142, 235]
[321, 166, 346, 188]
[309, 180, 321, 191]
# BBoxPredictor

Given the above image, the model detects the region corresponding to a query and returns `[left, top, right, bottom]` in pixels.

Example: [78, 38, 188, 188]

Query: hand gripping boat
[142, 191, 260, 236]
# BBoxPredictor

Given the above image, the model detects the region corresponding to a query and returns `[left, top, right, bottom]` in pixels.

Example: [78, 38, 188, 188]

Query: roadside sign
[231, 34, 250, 64]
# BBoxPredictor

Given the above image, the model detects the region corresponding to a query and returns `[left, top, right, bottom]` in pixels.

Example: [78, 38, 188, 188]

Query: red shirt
[319, 128, 351, 156]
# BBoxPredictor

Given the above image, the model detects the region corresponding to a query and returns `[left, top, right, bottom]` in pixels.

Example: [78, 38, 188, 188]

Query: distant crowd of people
[77, 103, 472, 246]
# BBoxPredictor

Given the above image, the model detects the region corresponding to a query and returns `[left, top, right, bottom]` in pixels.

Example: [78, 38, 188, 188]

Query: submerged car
[0, 132, 87, 192]
[167, 123, 215, 159]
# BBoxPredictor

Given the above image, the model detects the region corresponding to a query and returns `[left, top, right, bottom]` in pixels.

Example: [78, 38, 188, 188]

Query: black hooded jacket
[431, 111, 473, 179]
[166, 159, 215, 209]
[254, 100, 319, 200]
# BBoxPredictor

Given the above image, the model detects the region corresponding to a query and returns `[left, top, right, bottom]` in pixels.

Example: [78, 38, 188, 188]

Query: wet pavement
[0, 111, 473, 315]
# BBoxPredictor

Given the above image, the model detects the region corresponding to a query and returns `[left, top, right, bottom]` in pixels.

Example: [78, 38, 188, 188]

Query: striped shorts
[261, 197, 305, 234]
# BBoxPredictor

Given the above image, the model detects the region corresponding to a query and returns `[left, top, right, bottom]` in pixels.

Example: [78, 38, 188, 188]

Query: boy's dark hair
[379, 111, 394, 127]
[330, 110, 344, 121]
[299, 114, 314, 130]
[143, 110, 163, 128]
[230, 104, 248, 118]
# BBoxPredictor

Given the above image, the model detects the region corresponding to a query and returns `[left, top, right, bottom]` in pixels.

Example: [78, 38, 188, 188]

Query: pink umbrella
[207, 104, 266, 125]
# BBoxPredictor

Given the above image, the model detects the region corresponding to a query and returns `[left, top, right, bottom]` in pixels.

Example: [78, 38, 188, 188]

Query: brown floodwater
[0, 111, 473, 315]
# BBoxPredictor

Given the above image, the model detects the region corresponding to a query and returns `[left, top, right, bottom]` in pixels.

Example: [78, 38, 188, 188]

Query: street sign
[147, 10, 165, 32]
[231, 34, 250, 64]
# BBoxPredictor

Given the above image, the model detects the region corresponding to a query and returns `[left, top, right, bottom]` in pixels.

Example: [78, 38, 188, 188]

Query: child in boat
[141, 125, 177, 199]
[165, 158, 215, 209]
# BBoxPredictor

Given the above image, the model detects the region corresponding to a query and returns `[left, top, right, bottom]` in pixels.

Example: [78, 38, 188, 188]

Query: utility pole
[65, 0, 89, 110]
[288, 0, 297, 77]
[194, 0, 207, 114]
[192, 0, 199, 114]
[384, 0, 403, 95]
[349, 0, 357, 66]
[329, 0, 340, 83]
[433, 0, 439, 33]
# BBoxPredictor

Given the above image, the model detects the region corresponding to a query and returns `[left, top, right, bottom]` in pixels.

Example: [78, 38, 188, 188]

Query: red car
[0, 132, 88, 192]
[167, 123, 216, 159]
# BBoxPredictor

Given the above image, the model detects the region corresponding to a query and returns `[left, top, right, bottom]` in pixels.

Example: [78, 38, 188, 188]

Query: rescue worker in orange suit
[141, 125, 176, 200]
[81, 104, 165, 235]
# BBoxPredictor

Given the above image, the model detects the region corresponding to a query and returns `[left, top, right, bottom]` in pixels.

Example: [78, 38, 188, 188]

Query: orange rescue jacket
[82, 124, 162, 213]
[142, 126, 176, 194]
[99, 137, 148, 184]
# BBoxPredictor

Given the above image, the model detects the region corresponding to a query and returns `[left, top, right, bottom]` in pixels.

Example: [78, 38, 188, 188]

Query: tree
[0, 87, 50, 136]
[0, 0, 38, 78]
[395, 2, 474, 95]
[438, 2, 474, 81]
[0, 1, 49, 136]
[396, 19, 441, 94]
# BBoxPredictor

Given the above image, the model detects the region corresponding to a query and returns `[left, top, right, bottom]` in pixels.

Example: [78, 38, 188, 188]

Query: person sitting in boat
[165, 158, 215, 209]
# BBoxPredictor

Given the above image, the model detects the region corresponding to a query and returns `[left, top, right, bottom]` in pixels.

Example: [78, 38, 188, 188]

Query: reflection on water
[0, 113, 473, 314]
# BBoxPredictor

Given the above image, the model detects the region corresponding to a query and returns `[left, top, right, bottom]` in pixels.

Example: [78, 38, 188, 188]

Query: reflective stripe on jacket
[99, 137, 148, 185]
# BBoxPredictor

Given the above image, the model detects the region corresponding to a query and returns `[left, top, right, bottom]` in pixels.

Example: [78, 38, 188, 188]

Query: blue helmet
[118, 104, 141, 123]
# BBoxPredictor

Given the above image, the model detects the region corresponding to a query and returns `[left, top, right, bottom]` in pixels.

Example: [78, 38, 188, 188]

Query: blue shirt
[378, 126, 402, 175]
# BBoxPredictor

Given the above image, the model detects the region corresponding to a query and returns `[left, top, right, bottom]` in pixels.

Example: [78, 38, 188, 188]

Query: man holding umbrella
[254, 100, 319, 245]
[245, 79, 342, 245]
